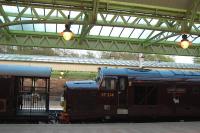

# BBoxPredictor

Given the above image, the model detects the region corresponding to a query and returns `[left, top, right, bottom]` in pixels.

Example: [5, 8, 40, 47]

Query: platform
[1, 122, 200, 133]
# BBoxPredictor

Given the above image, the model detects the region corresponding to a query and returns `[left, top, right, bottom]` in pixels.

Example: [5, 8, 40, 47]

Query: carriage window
[134, 85, 157, 105]
[193, 87, 200, 94]
[119, 78, 126, 90]
[101, 78, 115, 90]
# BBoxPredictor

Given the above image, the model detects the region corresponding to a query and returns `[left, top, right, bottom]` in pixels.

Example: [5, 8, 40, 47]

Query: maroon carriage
[0, 64, 51, 122]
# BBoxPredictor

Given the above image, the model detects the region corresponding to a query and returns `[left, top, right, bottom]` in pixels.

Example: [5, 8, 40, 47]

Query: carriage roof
[0, 64, 51, 77]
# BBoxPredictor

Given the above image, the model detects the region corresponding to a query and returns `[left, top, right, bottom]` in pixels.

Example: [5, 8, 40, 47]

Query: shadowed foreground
[1, 122, 200, 133]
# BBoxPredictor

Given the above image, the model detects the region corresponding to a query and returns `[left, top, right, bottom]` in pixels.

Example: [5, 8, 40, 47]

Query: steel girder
[0, 0, 200, 56]
[0, 0, 193, 19]
[1, 31, 200, 56]
[1, 5, 199, 34]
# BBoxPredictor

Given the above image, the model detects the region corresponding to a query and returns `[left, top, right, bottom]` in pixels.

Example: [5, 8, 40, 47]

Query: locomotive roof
[0, 64, 51, 77]
[100, 67, 200, 81]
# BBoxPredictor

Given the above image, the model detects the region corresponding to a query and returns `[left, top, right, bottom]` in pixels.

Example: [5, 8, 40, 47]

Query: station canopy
[0, 0, 200, 56]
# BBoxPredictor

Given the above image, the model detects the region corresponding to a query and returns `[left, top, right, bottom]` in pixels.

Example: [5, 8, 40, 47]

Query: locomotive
[1, 64, 200, 123]
[60, 67, 200, 123]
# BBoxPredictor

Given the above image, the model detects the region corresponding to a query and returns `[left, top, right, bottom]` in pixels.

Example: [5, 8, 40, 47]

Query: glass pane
[127, 16, 137, 23]
[100, 26, 113, 36]
[0, 16, 5, 22]
[130, 29, 144, 38]
[139, 30, 153, 39]
[138, 19, 147, 25]
[61, 10, 70, 17]
[35, 8, 45, 16]
[49, 10, 57, 17]
[57, 24, 65, 33]
[46, 24, 56, 32]
[162, 32, 170, 38]
[97, 13, 103, 21]
[176, 35, 183, 42]
[110, 27, 123, 37]
[70, 11, 81, 19]
[34, 24, 45, 32]
[193, 37, 200, 43]
[45, 9, 51, 15]
[106, 14, 115, 21]
[148, 31, 162, 39]
[22, 24, 34, 31]
[116, 16, 123, 23]
[123, 16, 130, 22]
[70, 24, 80, 34]
[120, 28, 134, 38]
[150, 19, 159, 25]
[24, 7, 32, 15]
[21, 17, 34, 31]
[166, 35, 180, 41]
[160, 23, 167, 27]
[89, 26, 102, 35]
[187, 35, 193, 42]
[8, 16, 16, 21]
[2, 5, 18, 13]
[18, 6, 25, 12]
[9, 25, 22, 30]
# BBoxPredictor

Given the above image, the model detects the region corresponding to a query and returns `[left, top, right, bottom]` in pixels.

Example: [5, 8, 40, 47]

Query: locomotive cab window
[101, 78, 116, 90]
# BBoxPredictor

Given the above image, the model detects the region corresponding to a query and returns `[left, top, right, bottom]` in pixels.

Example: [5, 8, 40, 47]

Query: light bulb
[180, 40, 189, 49]
[62, 32, 74, 41]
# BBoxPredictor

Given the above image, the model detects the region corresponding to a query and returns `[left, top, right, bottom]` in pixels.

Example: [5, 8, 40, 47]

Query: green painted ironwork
[1, 31, 200, 56]
[0, 0, 200, 56]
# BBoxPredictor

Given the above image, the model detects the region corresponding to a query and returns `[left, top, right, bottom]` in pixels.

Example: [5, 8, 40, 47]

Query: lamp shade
[178, 34, 192, 49]
[62, 32, 74, 41]
[61, 24, 74, 41]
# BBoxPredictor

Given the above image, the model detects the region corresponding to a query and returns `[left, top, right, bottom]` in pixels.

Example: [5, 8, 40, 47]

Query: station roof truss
[1, 0, 200, 56]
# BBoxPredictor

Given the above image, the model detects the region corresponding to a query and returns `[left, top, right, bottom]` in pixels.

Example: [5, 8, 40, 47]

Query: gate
[16, 77, 49, 117]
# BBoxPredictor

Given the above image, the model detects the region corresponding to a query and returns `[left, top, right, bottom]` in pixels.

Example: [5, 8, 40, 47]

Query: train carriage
[62, 67, 200, 122]
[0, 64, 51, 122]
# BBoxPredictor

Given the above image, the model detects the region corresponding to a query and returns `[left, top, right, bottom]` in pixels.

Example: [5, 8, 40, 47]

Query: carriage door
[117, 77, 128, 112]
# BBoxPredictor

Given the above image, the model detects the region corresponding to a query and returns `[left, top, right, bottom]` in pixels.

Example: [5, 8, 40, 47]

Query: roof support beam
[0, 1, 200, 57]
[145, 33, 179, 47]
[1, 10, 200, 36]
[79, 0, 99, 44]
[0, 19, 10, 40]
[0, 0, 190, 21]
[0, 6, 12, 39]
[181, 0, 200, 33]
[0, 5, 10, 23]
[0, 31, 200, 57]
[188, 0, 200, 29]
[142, 31, 165, 45]
[79, 13, 93, 44]
[1, 15, 200, 36]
